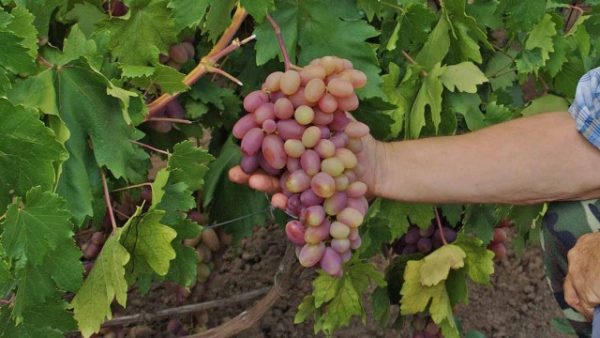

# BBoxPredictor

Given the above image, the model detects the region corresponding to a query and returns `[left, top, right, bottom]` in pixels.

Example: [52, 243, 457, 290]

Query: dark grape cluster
[410, 314, 443, 338]
[393, 221, 457, 256]
[102, 0, 128, 17]
[148, 100, 186, 133]
[160, 40, 196, 71]
[233, 56, 369, 276]
[487, 219, 512, 260]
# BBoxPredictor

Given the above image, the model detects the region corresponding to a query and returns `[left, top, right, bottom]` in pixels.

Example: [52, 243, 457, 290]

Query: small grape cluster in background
[233, 56, 369, 276]
[393, 218, 457, 256]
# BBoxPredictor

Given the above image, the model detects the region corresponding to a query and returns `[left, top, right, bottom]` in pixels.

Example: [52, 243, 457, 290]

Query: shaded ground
[111, 225, 574, 338]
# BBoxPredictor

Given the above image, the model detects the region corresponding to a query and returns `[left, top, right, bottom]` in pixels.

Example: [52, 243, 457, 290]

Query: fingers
[228, 166, 250, 185]
[248, 173, 280, 194]
[564, 275, 594, 321]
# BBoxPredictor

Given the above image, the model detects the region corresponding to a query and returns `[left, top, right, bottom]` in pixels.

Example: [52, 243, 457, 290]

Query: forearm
[373, 112, 600, 204]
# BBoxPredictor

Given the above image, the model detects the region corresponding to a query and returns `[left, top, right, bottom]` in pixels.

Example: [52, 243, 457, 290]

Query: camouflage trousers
[541, 200, 600, 338]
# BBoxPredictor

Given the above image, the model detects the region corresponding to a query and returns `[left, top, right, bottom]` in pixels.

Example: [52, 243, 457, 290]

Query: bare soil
[109, 225, 573, 338]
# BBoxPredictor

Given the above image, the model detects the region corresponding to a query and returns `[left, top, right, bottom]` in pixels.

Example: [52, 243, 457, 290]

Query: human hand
[227, 120, 383, 200]
[564, 232, 600, 321]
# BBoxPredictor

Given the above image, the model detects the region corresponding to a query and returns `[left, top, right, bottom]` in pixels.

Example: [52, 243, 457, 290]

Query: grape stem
[401, 50, 428, 77]
[145, 117, 193, 124]
[205, 64, 244, 86]
[37, 55, 54, 69]
[111, 182, 153, 192]
[266, 15, 293, 71]
[147, 7, 250, 116]
[113, 208, 131, 220]
[433, 207, 448, 245]
[101, 169, 118, 232]
[129, 140, 170, 155]
[204, 208, 272, 230]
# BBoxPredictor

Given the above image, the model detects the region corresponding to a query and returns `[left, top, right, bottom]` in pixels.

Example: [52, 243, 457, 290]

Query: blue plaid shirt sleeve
[569, 67, 600, 149]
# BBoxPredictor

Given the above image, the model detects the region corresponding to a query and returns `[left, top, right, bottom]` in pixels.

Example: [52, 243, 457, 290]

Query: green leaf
[105, 0, 177, 65]
[13, 0, 64, 38]
[204, 0, 237, 42]
[168, 141, 214, 191]
[372, 286, 390, 324]
[498, 0, 547, 32]
[415, 17, 450, 69]
[525, 14, 556, 62]
[165, 244, 198, 287]
[294, 295, 315, 324]
[3, 188, 73, 267]
[313, 273, 340, 308]
[446, 92, 485, 131]
[5, 6, 38, 57]
[419, 245, 466, 286]
[0, 30, 36, 74]
[516, 49, 544, 75]
[167, 0, 210, 31]
[0, 100, 66, 211]
[0, 308, 64, 338]
[152, 63, 188, 93]
[59, 24, 97, 66]
[485, 52, 517, 91]
[317, 276, 362, 334]
[381, 63, 408, 137]
[65, 3, 108, 37]
[121, 208, 177, 276]
[521, 94, 569, 116]
[152, 171, 195, 224]
[409, 63, 444, 138]
[454, 235, 495, 284]
[241, 0, 275, 22]
[254, 0, 383, 98]
[440, 62, 488, 93]
[71, 229, 130, 338]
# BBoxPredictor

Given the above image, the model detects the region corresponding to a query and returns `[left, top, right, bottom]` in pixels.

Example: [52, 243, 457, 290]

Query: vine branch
[184, 245, 299, 338]
[266, 15, 293, 71]
[129, 140, 170, 155]
[101, 287, 271, 328]
[401, 50, 428, 77]
[433, 208, 447, 245]
[147, 7, 250, 116]
[100, 169, 117, 232]
[145, 117, 192, 124]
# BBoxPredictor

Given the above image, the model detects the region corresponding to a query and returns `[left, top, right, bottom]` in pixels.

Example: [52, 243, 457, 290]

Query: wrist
[370, 139, 389, 198]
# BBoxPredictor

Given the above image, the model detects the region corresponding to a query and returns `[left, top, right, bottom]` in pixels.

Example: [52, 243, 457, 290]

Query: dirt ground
[113, 225, 574, 338]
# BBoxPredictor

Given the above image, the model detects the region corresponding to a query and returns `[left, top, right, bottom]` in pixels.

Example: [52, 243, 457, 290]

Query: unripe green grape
[284, 139, 305, 158]
[302, 126, 321, 148]
[321, 157, 345, 177]
[337, 207, 364, 228]
[294, 105, 315, 125]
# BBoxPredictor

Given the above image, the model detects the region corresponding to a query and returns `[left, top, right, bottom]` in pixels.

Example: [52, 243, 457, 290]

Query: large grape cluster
[233, 56, 369, 276]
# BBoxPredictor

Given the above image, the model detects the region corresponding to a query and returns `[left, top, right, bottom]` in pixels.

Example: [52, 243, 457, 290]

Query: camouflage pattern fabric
[541, 200, 600, 337]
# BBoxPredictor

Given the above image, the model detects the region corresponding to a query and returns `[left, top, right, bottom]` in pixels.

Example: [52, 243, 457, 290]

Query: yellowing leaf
[419, 245, 466, 286]
[454, 235, 495, 284]
[440, 62, 488, 93]
[71, 230, 130, 338]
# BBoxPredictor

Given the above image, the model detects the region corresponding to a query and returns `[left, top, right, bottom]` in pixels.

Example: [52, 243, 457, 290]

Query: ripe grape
[233, 56, 368, 277]
[169, 44, 189, 64]
[487, 220, 513, 260]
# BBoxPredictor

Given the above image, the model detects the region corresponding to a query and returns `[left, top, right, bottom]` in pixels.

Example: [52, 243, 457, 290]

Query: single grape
[493, 227, 508, 243]
[304, 78, 326, 103]
[300, 150, 321, 176]
[302, 126, 321, 148]
[300, 189, 324, 207]
[331, 238, 350, 253]
[347, 197, 368, 215]
[424, 322, 441, 335]
[346, 181, 367, 198]
[285, 170, 311, 193]
[337, 93, 359, 111]
[201, 229, 220, 251]
[318, 93, 338, 113]
[315, 139, 336, 158]
[347, 138, 363, 153]
[304, 205, 326, 226]
[330, 132, 349, 148]
[91, 232, 105, 245]
[280, 70, 302, 95]
[294, 105, 315, 125]
[304, 221, 330, 243]
[311, 172, 336, 198]
[241, 128, 264, 156]
[271, 193, 288, 210]
[277, 119, 306, 140]
[335, 148, 358, 169]
[83, 243, 101, 259]
[243, 90, 269, 113]
[330, 221, 351, 239]
[258, 154, 282, 176]
[321, 157, 345, 177]
[298, 243, 326, 267]
[324, 192, 348, 216]
[181, 41, 195, 59]
[327, 78, 354, 97]
[318, 126, 331, 139]
[489, 242, 507, 260]
[289, 87, 310, 107]
[329, 111, 351, 131]
[320, 247, 343, 276]
[321, 56, 341, 75]
[233, 113, 258, 139]
[300, 65, 326, 84]
[341, 250, 352, 262]
[404, 227, 420, 245]
[240, 154, 260, 174]
[284, 139, 306, 158]
[274, 97, 295, 119]
[262, 71, 283, 92]
[402, 245, 418, 254]
[254, 102, 275, 124]
[287, 194, 301, 215]
[165, 99, 185, 119]
[345, 121, 370, 138]
[287, 157, 301, 172]
[419, 225, 434, 238]
[350, 236, 362, 249]
[262, 119, 277, 134]
[313, 108, 335, 125]
[169, 44, 189, 64]
[334, 175, 350, 191]
[336, 207, 363, 228]
[417, 238, 432, 254]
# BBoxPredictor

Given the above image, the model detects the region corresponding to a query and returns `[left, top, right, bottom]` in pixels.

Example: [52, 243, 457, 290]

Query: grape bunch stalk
[232, 56, 369, 277]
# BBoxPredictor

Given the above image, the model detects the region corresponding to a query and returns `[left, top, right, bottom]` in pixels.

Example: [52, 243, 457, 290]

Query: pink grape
[347, 181, 367, 198]
[318, 93, 338, 113]
[330, 221, 351, 239]
[274, 97, 294, 119]
[321, 157, 345, 177]
[304, 221, 330, 243]
[262, 135, 287, 169]
[334, 175, 350, 191]
[493, 228, 507, 242]
[300, 189, 324, 207]
[321, 56, 340, 75]
[232, 113, 257, 139]
[294, 105, 315, 125]
[318, 126, 331, 139]
[289, 87, 310, 107]
[329, 111, 351, 131]
[287, 157, 301, 172]
[405, 227, 420, 244]
[327, 78, 354, 97]
[302, 126, 321, 148]
[241, 128, 264, 156]
[165, 100, 185, 119]
[304, 205, 326, 226]
[284, 139, 306, 158]
[347, 138, 363, 152]
[335, 148, 358, 169]
[311, 172, 336, 198]
[287, 194, 301, 214]
[258, 154, 281, 175]
[240, 155, 260, 174]
[300, 65, 326, 84]
[341, 250, 352, 262]
[181, 41, 195, 59]
[254, 102, 275, 124]
[280, 70, 301, 95]
[347, 197, 368, 215]
[262, 71, 283, 92]
[305, 78, 326, 103]
[300, 150, 321, 176]
[315, 139, 336, 158]
[270, 90, 285, 102]
[285, 170, 311, 193]
[262, 119, 277, 134]
[331, 132, 348, 148]
[348, 229, 359, 241]
[169, 44, 189, 64]
[320, 248, 342, 276]
[350, 237, 362, 250]
[298, 243, 326, 267]
[243, 90, 268, 113]
[337, 208, 363, 228]
[277, 120, 306, 140]
[324, 192, 348, 216]
[331, 238, 350, 253]
[286, 220, 306, 246]
[338, 93, 359, 111]
[313, 109, 335, 125]
[271, 193, 288, 210]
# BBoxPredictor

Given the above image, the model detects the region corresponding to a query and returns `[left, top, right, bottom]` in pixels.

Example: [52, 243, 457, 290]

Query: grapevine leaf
[0, 100, 65, 211]
[165, 244, 198, 287]
[167, 0, 210, 31]
[0, 259, 12, 297]
[466, 0, 501, 29]
[516, 49, 544, 75]
[13, 0, 64, 38]
[312, 272, 339, 308]
[294, 295, 315, 324]
[6, 69, 58, 115]
[445, 269, 468, 305]
[508, 204, 543, 253]
[240, 0, 275, 22]
[419, 245, 466, 286]
[65, 3, 108, 37]
[152, 171, 195, 224]
[498, 0, 547, 32]
[105, 0, 177, 65]
[484, 101, 514, 125]
[409, 63, 444, 138]
[381, 62, 409, 137]
[60, 24, 97, 66]
[71, 229, 130, 338]
[525, 14, 556, 62]
[446, 92, 485, 131]
[521, 94, 569, 116]
[462, 204, 500, 244]
[121, 208, 177, 276]
[151, 64, 188, 93]
[485, 52, 517, 91]
[372, 286, 390, 324]
[450, 21, 482, 64]
[168, 141, 214, 191]
[120, 65, 155, 78]
[254, 0, 383, 98]
[0, 30, 36, 74]
[454, 235, 495, 284]
[546, 36, 569, 77]
[415, 17, 450, 69]
[204, 0, 237, 42]
[440, 62, 488, 93]
[5, 6, 38, 57]
[0, 308, 64, 338]
[317, 276, 362, 334]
